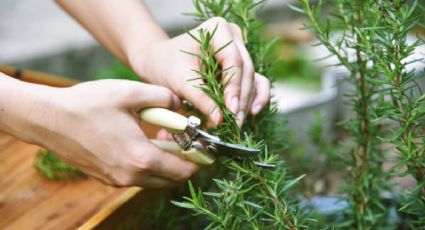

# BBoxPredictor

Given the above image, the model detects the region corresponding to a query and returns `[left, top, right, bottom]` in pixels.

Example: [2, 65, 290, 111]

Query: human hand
[129, 17, 270, 127]
[1, 78, 198, 187]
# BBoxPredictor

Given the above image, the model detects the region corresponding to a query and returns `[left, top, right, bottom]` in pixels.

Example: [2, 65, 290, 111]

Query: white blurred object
[272, 71, 341, 141]
[305, 33, 425, 75]
[0, 0, 292, 64]
[273, 72, 338, 114]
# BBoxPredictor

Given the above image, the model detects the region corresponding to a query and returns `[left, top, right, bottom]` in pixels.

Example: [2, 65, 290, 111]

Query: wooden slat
[78, 187, 142, 230]
[0, 65, 78, 87]
[0, 132, 135, 229]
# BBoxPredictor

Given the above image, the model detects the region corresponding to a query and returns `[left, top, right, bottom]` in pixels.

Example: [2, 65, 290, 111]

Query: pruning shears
[140, 108, 274, 168]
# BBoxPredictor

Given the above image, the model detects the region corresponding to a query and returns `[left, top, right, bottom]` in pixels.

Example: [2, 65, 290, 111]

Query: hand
[1, 78, 198, 188]
[129, 17, 270, 127]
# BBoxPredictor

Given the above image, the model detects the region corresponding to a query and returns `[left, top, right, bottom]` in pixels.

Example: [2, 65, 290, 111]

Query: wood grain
[0, 132, 139, 230]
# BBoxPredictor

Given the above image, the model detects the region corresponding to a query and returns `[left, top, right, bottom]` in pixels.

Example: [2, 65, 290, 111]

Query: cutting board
[0, 131, 147, 229]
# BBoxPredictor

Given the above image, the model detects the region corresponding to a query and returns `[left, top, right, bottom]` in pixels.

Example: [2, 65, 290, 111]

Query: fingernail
[252, 104, 262, 115]
[172, 94, 181, 110]
[236, 111, 245, 127]
[230, 97, 239, 114]
[212, 110, 222, 126]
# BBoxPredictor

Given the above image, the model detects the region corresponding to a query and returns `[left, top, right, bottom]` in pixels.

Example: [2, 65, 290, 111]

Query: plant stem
[353, 0, 370, 224]
[389, 1, 425, 196]
[250, 162, 297, 229]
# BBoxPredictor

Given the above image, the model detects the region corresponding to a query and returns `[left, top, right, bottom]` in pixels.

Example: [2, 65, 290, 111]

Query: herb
[34, 150, 86, 180]
[297, 0, 424, 228]
[95, 61, 140, 82]
[172, 1, 313, 229]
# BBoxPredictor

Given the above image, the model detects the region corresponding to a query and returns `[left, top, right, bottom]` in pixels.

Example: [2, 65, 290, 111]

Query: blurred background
[0, 0, 316, 82]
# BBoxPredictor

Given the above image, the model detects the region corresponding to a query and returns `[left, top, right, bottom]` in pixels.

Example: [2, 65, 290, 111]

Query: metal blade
[195, 135, 275, 168]
[253, 161, 276, 168]
[200, 137, 260, 158]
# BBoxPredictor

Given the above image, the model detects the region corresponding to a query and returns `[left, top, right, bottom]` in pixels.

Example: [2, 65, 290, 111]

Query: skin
[0, 0, 270, 188]
[0, 75, 197, 187]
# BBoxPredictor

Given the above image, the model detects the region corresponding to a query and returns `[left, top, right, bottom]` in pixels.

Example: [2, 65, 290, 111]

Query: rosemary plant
[367, 1, 425, 227]
[172, 1, 312, 229]
[296, 0, 424, 228]
[34, 150, 85, 180]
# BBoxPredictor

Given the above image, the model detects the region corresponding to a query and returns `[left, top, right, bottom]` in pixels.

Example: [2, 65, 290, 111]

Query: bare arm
[56, 0, 167, 65]
[56, 0, 271, 127]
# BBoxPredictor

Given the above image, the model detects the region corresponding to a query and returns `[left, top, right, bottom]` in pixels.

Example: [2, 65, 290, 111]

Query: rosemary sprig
[34, 150, 86, 180]
[298, 0, 424, 228]
[172, 1, 312, 229]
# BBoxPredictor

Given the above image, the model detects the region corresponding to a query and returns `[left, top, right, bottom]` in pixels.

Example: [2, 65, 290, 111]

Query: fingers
[119, 81, 181, 110]
[133, 175, 178, 188]
[132, 141, 199, 183]
[109, 167, 178, 188]
[202, 18, 243, 115]
[228, 23, 255, 126]
[250, 73, 270, 115]
[156, 128, 174, 140]
[200, 18, 256, 127]
[179, 75, 223, 127]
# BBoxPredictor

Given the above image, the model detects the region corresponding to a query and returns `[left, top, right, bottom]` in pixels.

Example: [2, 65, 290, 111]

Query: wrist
[126, 36, 169, 84]
[0, 73, 61, 145]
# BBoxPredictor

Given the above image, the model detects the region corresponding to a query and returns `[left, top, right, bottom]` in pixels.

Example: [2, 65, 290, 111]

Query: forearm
[0, 73, 57, 144]
[55, 0, 168, 65]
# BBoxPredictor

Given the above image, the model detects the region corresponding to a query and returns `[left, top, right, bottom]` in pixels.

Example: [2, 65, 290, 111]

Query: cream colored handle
[150, 139, 215, 165]
[139, 108, 187, 133]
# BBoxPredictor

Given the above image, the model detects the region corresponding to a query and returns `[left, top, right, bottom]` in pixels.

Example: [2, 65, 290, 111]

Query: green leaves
[298, 0, 425, 228]
[171, 0, 312, 229]
[34, 150, 86, 180]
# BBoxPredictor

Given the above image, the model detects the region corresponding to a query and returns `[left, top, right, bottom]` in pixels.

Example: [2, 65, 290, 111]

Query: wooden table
[0, 131, 136, 229]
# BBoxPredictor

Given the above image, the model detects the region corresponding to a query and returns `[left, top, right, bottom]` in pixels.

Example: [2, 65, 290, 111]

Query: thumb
[121, 82, 181, 110]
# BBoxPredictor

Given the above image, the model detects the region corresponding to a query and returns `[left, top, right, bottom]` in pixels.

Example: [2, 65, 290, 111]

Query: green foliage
[298, 0, 424, 228]
[185, 26, 241, 140]
[172, 1, 314, 229]
[34, 150, 86, 180]
[94, 61, 140, 81]
[269, 42, 322, 91]
[288, 113, 345, 196]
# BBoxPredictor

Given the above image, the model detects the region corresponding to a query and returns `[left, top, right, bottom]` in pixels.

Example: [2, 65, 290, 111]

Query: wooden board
[0, 132, 140, 230]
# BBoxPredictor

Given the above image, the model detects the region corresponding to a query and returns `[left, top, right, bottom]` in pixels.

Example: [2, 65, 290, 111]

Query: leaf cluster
[172, 0, 313, 229]
[296, 0, 424, 228]
[34, 150, 86, 180]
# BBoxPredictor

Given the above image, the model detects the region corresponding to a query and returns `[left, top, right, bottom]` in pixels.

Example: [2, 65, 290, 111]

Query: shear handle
[140, 108, 217, 165]
[139, 108, 187, 133]
[150, 140, 215, 165]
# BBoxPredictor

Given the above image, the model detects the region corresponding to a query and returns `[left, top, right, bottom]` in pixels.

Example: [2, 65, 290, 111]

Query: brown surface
[0, 132, 132, 230]
[0, 65, 78, 87]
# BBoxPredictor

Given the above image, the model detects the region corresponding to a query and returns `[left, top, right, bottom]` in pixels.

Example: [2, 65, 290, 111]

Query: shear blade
[253, 161, 276, 168]
[203, 138, 260, 158]
[202, 139, 275, 168]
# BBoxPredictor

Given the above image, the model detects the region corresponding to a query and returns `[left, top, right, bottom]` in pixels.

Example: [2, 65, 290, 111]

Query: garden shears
[140, 108, 274, 168]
